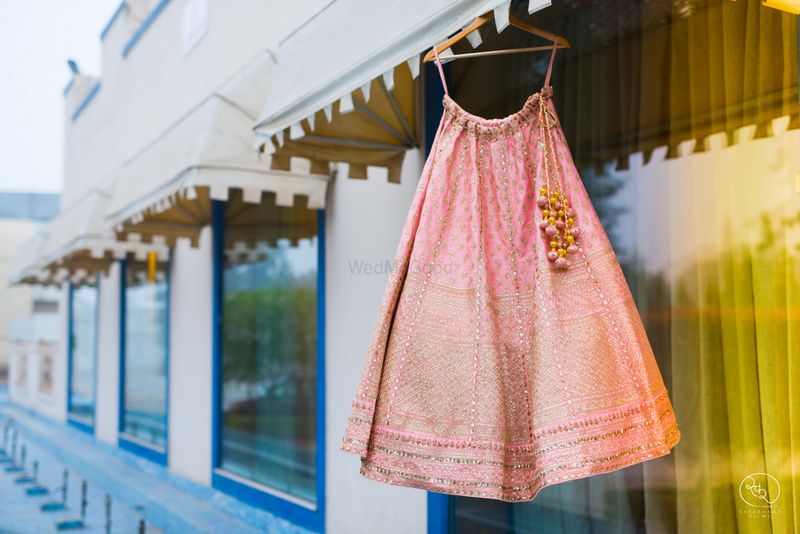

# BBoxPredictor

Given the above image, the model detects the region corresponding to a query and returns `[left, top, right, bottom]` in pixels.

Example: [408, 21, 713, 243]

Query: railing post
[80, 480, 88, 519]
[105, 494, 112, 534]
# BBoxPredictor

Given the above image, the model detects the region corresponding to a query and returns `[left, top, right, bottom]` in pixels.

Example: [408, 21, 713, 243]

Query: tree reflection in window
[219, 191, 318, 504]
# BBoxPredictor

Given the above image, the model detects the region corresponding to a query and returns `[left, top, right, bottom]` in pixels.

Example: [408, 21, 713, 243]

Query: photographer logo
[739, 473, 780, 508]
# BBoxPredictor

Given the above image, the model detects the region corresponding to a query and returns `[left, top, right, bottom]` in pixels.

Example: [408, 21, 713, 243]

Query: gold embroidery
[367, 390, 673, 453]
[351, 405, 676, 469]
[360, 427, 680, 501]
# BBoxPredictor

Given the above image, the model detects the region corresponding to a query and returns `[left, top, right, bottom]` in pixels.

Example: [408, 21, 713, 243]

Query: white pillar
[325, 152, 428, 534]
[96, 262, 121, 445]
[167, 228, 213, 485]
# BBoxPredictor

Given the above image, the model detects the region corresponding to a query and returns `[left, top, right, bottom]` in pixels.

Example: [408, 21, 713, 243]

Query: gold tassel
[535, 93, 578, 271]
[147, 251, 157, 284]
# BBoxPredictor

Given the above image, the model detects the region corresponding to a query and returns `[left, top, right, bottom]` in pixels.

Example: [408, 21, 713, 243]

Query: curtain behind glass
[448, 1, 799, 532]
[654, 124, 800, 534]
[449, 0, 797, 172]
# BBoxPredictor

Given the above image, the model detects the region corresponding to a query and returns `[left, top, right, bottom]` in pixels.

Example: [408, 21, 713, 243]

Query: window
[212, 191, 324, 531]
[430, 0, 799, 532]
[119, 256, 169, 463]
[67, 282, 98, 431]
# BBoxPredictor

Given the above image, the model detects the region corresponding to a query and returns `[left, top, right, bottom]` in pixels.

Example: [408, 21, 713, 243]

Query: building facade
[6, 0, 800, 533]
[0, 192, 60, 390]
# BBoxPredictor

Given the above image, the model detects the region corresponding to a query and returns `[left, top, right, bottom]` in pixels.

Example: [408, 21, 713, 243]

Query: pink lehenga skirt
[341, 85, 680, 502]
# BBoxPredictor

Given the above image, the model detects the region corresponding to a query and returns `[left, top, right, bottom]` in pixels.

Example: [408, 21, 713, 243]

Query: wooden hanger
[422, 11, 570, 63]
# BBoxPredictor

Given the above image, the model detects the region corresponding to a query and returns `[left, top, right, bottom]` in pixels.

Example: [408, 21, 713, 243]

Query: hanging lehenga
[341, 43, 680, 502]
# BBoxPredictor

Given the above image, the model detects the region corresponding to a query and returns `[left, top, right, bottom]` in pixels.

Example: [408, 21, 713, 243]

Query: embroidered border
[359, 427, 680, 502]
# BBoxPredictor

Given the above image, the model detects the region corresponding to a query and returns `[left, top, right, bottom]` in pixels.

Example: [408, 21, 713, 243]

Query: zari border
[343, 404, 676, 469]
[342, 390, 680, 502]
[343, 389, 673, 455]
[359, 426, 679, 501]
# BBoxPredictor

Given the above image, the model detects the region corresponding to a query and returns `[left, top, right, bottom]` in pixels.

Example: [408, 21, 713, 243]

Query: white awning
[9, 188, 168, 286]
[42, 188, 169, 278]
[8, 230, 49, 286]
[253, 0, 551, 181]
[106, 49, 330, 246]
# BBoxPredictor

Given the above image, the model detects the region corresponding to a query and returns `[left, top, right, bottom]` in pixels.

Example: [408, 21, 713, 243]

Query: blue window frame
[118, 256, 170, 465]
[211, 193, 325, 533]
[67, 279, 99, 434]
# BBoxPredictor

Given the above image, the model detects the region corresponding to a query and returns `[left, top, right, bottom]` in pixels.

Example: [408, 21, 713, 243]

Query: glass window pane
[122, 259, 169, 448]
[219, 191, 319, 504]
[446, 0, 798, 531]
[69, 284, 97, 423]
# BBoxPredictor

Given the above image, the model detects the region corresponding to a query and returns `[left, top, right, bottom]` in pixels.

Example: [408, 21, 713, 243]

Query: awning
[106, 49, 330, 247]
[253, 0, 551, 182]
[8, 230, 50, 286]
[9, 188, 167, 286]
[520, 0, 799, 172]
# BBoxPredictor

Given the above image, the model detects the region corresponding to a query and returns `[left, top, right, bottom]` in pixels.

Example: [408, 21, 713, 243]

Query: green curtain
[448, 1, 799, 532]
[646, 133, 800, 533]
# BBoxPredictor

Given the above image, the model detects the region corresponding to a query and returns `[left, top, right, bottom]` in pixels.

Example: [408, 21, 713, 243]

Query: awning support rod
[173, 201, 206, 224]
[223, 203, 254, 225]
[301, 135, 409, 151]
[353, 100, 414, 146]
[382, 82, 417, 146]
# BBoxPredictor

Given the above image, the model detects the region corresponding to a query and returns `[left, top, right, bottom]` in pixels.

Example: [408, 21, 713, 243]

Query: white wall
[37, 0, 438, 530]
[325, 153, 428, 534]
[69, 229, 213, 487]
[63, 0, 333, 206]
[47, 288, 69, 423]
[88, 229, 214, 487]
[0, 219, 38, 370]
[7, 342, 32, 403]
[8, 287, 68, 424]
[167, 228, 213, 485]
[95, 263, 121, 445]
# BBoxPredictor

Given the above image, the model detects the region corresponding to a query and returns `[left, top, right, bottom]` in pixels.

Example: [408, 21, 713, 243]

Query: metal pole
[20, 444, 25, 468]
[80, 480, 87, 519]
[138, 518, 146, 534]
[105, 494, 112, 534]
[62, 469, 69, 504]
[32, 460, 38, 480]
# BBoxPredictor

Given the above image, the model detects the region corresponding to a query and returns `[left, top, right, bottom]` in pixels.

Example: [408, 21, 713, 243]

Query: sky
[0, 0, 120, 194]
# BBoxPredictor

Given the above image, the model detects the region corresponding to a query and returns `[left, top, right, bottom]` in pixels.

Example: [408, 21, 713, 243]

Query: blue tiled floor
[0, 427, 160, 533]
[0, 391, 310, 534]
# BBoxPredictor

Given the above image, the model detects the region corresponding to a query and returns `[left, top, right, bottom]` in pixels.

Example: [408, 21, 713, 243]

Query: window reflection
[69, 283, 97, 424]
[447, 0, 798, 532]
[219, 191, 319, 504]
[122, 259, 169, 449]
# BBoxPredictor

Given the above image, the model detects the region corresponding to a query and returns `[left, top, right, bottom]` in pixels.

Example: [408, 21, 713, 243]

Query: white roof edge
[107, 163, 331, 227]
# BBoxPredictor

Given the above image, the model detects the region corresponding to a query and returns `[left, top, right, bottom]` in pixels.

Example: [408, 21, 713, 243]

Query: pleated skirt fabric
[341, 87, 680, 502]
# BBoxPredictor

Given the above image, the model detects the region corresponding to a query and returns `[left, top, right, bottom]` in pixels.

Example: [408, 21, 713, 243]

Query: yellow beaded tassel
[535, 96, 579, 270]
